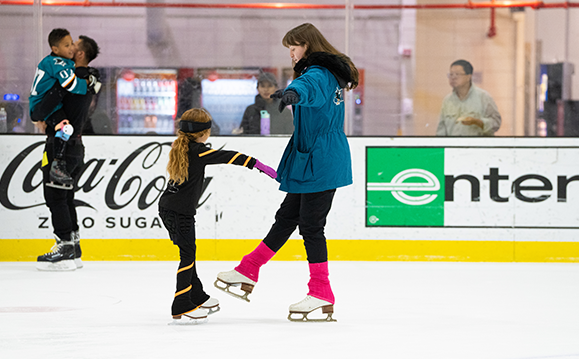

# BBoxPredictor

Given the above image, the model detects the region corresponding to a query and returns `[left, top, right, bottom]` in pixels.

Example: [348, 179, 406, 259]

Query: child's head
[167, 108, 213, 185]
[282, 23, 359, 89]
[48, 28, 74, 60]
[178, 108, 212, 142]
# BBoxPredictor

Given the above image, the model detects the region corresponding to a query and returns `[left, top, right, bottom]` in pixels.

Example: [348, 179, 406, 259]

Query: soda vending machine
[116, 69, 178, 134]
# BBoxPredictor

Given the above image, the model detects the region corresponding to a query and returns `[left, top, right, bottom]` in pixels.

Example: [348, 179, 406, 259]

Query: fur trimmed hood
[293, 52, 353, 89]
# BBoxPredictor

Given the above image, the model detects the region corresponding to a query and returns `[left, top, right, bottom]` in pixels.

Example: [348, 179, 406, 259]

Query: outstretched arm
[198, 147, 277, 179]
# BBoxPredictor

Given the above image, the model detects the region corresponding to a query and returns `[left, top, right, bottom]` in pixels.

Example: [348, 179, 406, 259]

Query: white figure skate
[201, 297, 220, 315]
[214, 269, 256, 302]
[169, 307, 208, 325]
[288, 295, 336, 322]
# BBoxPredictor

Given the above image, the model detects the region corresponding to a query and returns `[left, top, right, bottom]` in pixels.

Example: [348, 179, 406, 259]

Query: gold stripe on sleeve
[242, 156, 252, 167]
[199, 149, 217, 157]
[228, 153, 242, 164]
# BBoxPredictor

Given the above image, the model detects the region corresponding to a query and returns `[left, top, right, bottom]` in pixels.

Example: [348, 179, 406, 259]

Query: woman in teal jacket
[216, 23, 359, 322]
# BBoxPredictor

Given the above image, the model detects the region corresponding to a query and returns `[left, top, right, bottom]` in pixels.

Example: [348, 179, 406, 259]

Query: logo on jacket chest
[53, 58, 67, 67]
[333, 87, 343, 105]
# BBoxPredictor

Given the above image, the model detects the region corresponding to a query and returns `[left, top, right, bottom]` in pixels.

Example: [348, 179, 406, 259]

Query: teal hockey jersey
[29, 54, 87, 121]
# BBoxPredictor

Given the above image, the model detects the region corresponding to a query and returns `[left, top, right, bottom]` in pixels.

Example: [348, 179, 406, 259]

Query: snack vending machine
[116, 69, 178, 134]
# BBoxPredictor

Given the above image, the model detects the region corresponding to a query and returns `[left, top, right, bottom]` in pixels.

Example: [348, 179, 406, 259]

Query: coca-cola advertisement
[0, 136, 286, 240]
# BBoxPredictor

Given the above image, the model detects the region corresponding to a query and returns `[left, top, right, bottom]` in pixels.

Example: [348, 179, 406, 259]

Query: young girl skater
[159, 108, 277, 325]
[215, 23, 359, 322]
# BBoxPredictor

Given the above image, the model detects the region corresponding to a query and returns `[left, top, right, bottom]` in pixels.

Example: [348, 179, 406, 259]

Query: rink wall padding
[1, 135, 579, 262]
[1, 239, 579, 262]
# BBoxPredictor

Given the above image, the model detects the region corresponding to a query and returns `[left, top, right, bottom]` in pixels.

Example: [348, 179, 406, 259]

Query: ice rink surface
[1, 261, 578, 359]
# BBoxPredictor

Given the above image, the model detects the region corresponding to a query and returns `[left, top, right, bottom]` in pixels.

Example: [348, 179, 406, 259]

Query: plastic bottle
[260, 110, 270, 135]
[0, 107, 7, 133]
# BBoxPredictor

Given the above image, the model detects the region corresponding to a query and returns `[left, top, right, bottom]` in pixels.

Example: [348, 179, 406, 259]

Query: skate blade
[168, 316, 208, 325]
[288, 306, 337, 323]
[288, 312, 337, 322]
[213, 279, 252, 302]
[46, 181, 73, 191]
[202, 305, 220, 315]
[74, 258, 84, 269]
[36, 260, 77, 272]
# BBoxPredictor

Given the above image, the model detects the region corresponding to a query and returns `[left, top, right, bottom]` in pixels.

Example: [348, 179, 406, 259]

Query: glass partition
[0, 0, 577, 136]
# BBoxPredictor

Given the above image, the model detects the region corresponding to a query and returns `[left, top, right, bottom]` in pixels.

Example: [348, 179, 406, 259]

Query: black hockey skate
[47, 159, 74, 190]
[36, 238, 76, 271]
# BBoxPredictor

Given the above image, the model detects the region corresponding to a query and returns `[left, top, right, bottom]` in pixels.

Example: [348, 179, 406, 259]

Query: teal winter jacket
[276, 52, 353, 194]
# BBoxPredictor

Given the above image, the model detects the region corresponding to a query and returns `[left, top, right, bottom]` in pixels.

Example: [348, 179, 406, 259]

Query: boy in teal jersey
[29, 28, 89, 189]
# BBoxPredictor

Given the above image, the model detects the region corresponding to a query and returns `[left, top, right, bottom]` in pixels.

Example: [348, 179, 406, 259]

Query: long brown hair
[167, 108, 212, 185]
[282, 23, 359, 90]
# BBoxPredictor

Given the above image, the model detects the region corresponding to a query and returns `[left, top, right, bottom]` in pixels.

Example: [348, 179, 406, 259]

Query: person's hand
[460, 117, 484, 129]
[88, 67, 100, 79]
[254, 159, 277, 179]
[231, 127, 244, 135]
[54, 119, 70, 131]
[33, 121, 47, 133]
[277, 90, 300, 113]
[270, 89, 284, 99]
[88, 74, 102, 94]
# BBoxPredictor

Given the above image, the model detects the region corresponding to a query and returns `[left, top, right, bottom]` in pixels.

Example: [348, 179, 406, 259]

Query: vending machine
[116, 69, 178, 134]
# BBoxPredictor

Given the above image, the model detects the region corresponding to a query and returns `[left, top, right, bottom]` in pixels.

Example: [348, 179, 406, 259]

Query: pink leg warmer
[234, 242, 276, 282]
[307, 262, 335, 304]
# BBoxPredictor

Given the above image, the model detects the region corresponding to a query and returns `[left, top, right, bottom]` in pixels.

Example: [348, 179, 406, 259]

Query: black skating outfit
[158, 141, 257, 317]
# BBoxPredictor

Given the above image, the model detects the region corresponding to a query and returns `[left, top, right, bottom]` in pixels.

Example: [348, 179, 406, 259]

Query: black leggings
[42, 140, 84, 241]
[263, 189, 336, 263]
[159, 208, 209, 315]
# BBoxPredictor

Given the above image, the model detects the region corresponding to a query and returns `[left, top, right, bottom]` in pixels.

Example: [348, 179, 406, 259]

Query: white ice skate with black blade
[200, 297, 220, 315]
[36, 238, 76, 271]
[288, 295, 336, 322]
[214, 269, 256, 302]
[169, 307, 208, 325]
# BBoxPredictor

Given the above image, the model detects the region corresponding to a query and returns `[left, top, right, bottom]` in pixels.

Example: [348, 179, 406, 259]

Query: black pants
[159, 208, 210, 316]
[42, 139, 84, 241]
[263, 189, 336, 263]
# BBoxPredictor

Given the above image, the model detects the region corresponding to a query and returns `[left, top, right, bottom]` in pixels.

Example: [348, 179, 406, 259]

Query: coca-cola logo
[0, 140, 213, 231]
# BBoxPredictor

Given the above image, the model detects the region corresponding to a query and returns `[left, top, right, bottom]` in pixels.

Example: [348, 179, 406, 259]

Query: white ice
[1, 261, 579, 359]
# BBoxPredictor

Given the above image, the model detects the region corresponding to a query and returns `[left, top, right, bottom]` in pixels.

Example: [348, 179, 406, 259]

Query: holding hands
[254, 159, 277, 179]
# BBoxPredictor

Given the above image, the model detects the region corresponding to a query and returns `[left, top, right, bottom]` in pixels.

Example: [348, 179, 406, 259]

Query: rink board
[1, 135, 578, 262]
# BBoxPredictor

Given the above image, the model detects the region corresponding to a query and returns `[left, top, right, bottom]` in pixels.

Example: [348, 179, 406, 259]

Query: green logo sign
[366, 147, 445, 227]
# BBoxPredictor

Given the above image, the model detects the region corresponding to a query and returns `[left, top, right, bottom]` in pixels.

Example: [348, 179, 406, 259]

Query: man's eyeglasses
[447, 73, 469, 78]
